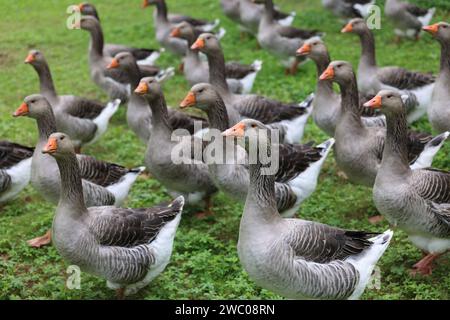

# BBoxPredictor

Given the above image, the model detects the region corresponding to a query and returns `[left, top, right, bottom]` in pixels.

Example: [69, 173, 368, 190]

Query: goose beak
[78, 3, 84, 10]
[191, 38, 205, 50]
[134, 82, 149, 95]
[24, 53, 35, 64]
[42, 137, 58, 154]
[222, 122, 245, 137]
[142, 0, 149, 8]
[170, 27, 181, 38]
[319, 66, 334, 80]
[180, 91, 196, 108]
[363, 95, 382, 109]
[107, 58, 119, 69]
[13, 102, 29, 117]
[341, 22, 353, 33]
[423, 24, 439, 35]
[296, 43, 311, 56]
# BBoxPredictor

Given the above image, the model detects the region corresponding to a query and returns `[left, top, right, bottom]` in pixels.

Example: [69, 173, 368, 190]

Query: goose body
[385, 0, 435, 39]
[0, 142, 33, 204]
[365, 90, 449, 275]
[322, 0, 375, 19]
[223, 119, 393, 299]
[342, 18, 435, 123]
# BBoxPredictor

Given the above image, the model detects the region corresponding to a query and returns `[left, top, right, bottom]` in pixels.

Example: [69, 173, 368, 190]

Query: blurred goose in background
[0, 142, 33, 205]
[322, 0, 375, 20]
[78, 16, 168, 102]
[78, 2, 164, 66]
[43, 132, 184, 298]
[180, 83, 334, 217]
[238, 0, 296, 35]
[142, 0, 220, 57]
[253, 0, 321, 74]
[342, 18, 435, 123]
[171, 22, 262, 94]
[135, 78, 217, 216]
[385, 0, 435, 41]
[220, 0, 241, 24]
[297, 37, 385, 137]
[223, 119, 393, 300]
[107, 52, 208, 143]
[192, 33, 313, 144]
[320, 61, 448, 187]
[13, 95, 144, 247]
[365, 90, 449, 276]
[423, 22, 450, 134]
[25, 50, 119, 152]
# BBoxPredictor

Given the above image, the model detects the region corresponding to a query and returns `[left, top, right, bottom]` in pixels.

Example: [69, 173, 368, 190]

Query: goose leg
[410, 252, 445, 276]
[178, 62, 184, 73]
[368, 215, 384, 224]
[195, 196, 213, 219]
[116, 288, 125, 300]
[27, 229, 52, 248]
[288, 59, 300, 75]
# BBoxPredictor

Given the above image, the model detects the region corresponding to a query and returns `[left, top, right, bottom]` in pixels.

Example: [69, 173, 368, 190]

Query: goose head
[191, 33, 222, 55]
[364, 90, 406, 116]
[142, 0, 160, 8]
[78, 3, 100, 21]
[134, 77, 162, 101]
[423, 22, 450, 43]
[42, 133, 74, 157]
[107, 52, 136, 71]
[170, 22, 195, 41]
[297, 37, 329, 61]
[341, 18, 368, 36]
[222, 119, 273, 152]
[24, 50, 47, 67]
[78, 15, 100, 31]
[180, 83, 219, 111]
[13, 94, 52, 119]
[319, 61, 354, 86]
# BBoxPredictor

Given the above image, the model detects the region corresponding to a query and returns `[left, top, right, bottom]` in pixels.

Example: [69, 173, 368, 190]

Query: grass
[0, 0, 449, 300]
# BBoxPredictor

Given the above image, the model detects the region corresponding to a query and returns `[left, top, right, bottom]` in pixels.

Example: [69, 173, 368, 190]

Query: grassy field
[0, 0, 449, 300]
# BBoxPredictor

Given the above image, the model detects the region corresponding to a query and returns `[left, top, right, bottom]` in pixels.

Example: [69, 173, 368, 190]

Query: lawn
[0, 0, 449, 300]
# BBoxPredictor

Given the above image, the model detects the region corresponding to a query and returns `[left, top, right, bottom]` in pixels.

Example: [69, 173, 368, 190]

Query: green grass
[0, 0, 449, 300]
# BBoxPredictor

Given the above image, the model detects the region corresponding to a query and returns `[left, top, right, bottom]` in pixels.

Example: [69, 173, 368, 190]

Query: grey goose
[322, 0, 376, 20]
[223, 119, 393, 299]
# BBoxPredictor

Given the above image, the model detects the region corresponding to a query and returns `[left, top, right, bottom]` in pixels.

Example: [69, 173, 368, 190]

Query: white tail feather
[90, 99, 121, 145]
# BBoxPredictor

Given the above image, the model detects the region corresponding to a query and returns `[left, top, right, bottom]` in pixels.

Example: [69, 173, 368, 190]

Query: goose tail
[410, 131, 449, 170]
[418, 8, 436, 27]
[353, 0, 375, 18]
[277, 11, 296, 27]
[216, 27, 227, 40]
[202, 19, 220, 32]
[90, 99, 121, 144]
[136, 48, 165, 66]
[155, 67, 175, 83]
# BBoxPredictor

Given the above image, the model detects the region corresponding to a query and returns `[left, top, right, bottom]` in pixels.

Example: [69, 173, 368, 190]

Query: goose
[297, 37, 385, 137]
[134, 77, 217, 216]
[364, 90, 450, 276]
[78, 2, 164, 66]
[220, 0, 241, 25]
[0, 141, 33, 205]
[423, 22, 450, 134]
[25, 49, 120, 152]
[322, 0, 376, 20]
[170, 22, 262, 94]
[342, 18, 435, 123]
[180, 83, 334, 217]
[385, 0, 435, 41]
[191, 33, 313, 144]
[253, 0, 321, 74]
[222, 119, 393, 299]
[320, 61, 448, 187]
[142, 0, 220, 57]
[13, 94, 145, 247]
[78, 16, 168, 102]
[106, 52, 208, 143]
[238, 0, 296, 35]
[42, 132, 184, 298]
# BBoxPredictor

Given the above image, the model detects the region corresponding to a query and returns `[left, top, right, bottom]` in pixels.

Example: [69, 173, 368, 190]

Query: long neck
[207, 49, 230, 96]
[338, 75, 364, 128]
[147, 94, 172, 138]
[88, 24, 104, 58]
[56, 153, 87, 212]
[185, 33, 201, 61]
[359, 30, 377, 68]
[313, 54, 334, 96]
[36, 110, 58, 142]
[33, 62, 58, 98]
[262, 0, 275, 22]
[124, 63, 143, 88]
[439, 40, 450, 76]
[381, 111, 411, 175]
[205, 96, 230, 131]
[155, 0, 169, 22]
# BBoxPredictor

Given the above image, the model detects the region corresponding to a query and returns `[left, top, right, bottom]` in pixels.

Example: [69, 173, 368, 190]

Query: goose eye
[198, 89, 204, 93]
[387, 95, 393, 99]
[60, 136, 65, 141]
[251, 124, 257, 128]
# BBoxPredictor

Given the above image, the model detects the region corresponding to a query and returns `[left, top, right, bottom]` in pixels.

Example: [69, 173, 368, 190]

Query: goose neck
[439, 41, 450, 76]
[205, 97, 230, 132]
[207, 50, 230, 96]
[338, 75, 364, 128]
[33, 62, 58, 99]
[155, 0, 169, 22]
[314, 54, 334, 96]
[358, 29, 377, 68]
[36, 109, 58, 141]
[147, 94, 172, 138]
[87, 24, 104, 59]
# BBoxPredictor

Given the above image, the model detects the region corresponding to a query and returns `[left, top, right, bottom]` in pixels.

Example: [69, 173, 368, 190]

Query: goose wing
[61, 96, 105, 120]
[225, 61, 256, 79]
[405, 3, 429, 17]
[167, 109, 208, 135]
[77, 155, 133, 187]
[377, 66, 435, 90]
[406, 131, 433, 164]
[0, 141, 34, 169]
[276, 25, 320, 40]
[0, 170, 12, 194]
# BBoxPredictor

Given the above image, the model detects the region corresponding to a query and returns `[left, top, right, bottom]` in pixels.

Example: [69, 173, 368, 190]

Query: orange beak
[42, 137, 58, 154]
[107, 58, 119, 69]
[296, 43, 311, 56]
[191, 38, 205, 50]
[423, 24, 439, 35]
[363, 95, 382, 109]
[24, 53, 35, 64]
[222, 122, 245, 138]
[170, 27, 181, 38]
[13, 102, 29, 117]
[142, 0, 149, 8]
[78, 3, 84, 10]
[341, 22, 353, 33]
[319, 66, 335, 81]
[180, 92, 196, 108]
[134, 82, 149, 95]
